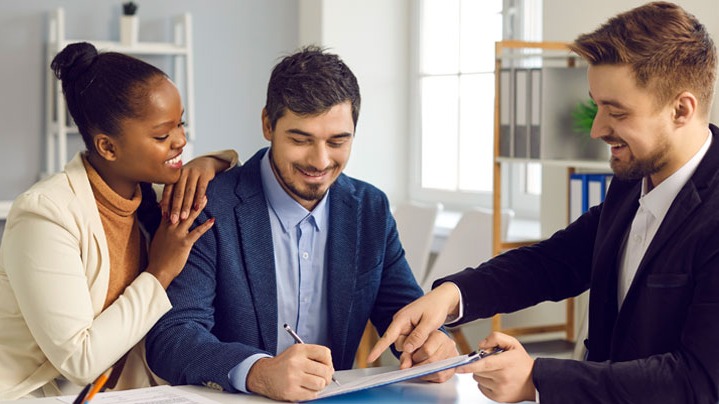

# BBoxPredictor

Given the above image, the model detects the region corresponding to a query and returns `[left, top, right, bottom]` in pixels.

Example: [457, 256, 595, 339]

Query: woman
[0, 42, 237, 399]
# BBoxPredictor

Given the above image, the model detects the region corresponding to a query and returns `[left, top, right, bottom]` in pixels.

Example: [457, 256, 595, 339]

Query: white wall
[298, 0, 410, 204]
[0, 1, 299, 204]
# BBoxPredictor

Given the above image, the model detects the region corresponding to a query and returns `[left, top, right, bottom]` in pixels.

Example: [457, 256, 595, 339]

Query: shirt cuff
[536, 388, 540, 402]
[228, 353, 272, 393]
[442, 282, 464, 326]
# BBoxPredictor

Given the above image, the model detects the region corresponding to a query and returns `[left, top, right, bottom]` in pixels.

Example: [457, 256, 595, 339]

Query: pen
[81, 368, 112, 404]
[72, 383, 91, 404]
[283, 323, 341, 386]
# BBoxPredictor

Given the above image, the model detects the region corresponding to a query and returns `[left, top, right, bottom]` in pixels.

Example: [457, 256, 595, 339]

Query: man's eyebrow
[287, 128, 353, 138]
[589, 92, 627, 109]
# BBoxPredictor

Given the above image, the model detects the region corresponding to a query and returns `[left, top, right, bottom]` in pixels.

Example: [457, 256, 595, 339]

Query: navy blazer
[438, 125, 719, 403]
[146, 149, 424, 392]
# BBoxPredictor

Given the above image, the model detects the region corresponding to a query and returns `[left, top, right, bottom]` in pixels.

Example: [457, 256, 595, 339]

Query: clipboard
[307, 351, 482, 401]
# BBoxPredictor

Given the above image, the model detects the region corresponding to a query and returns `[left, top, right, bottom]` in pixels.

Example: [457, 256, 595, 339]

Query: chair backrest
[393, 201, 442, 286]
[421, 207, 513, 292]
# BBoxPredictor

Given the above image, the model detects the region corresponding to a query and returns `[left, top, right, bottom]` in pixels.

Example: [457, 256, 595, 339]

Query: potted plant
[572, 98, 597, 135]
[571, 98, 609, 160]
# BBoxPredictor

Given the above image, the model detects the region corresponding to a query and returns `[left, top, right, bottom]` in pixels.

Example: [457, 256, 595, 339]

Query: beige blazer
[0, 151, 240, 400]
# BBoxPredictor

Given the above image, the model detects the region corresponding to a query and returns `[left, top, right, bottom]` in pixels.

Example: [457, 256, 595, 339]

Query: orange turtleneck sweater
[82, 156, 148, 309]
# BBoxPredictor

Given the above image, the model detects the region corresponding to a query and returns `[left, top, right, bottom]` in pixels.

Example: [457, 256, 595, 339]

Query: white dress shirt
[617, 131, 711, 307]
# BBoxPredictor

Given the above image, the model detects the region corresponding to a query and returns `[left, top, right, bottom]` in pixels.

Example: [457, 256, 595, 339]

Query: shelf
[496, 157, 610, 170]
[50, 40, 189, 55]
[492, 40, 579, 342]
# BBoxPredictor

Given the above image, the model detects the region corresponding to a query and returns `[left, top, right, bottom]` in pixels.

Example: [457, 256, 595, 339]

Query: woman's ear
[94, 134, 118, 161]
[673, 91, 697, 126]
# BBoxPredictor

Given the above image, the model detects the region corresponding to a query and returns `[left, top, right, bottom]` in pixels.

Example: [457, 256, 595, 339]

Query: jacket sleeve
[3, 191, 171, 385]
[199, 149, 240, 171]
[145, 208, 266, 393]
[532, 233, 719, 404]
[149, 149, 241, 199]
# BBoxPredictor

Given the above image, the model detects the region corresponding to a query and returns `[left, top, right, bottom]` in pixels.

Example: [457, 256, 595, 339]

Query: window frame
[409, 0, 542, 215]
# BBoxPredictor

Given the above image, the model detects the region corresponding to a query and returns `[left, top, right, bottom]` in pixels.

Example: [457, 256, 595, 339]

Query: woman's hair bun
[50, 42, 99, 82]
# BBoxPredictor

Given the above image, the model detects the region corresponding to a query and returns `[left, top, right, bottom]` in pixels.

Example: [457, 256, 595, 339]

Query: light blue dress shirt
[228, 149, 330, 393]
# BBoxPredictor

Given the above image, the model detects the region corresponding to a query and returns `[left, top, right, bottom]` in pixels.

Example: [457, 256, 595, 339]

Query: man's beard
[270, 152, 333, 202]
[609, 138, 670, 181]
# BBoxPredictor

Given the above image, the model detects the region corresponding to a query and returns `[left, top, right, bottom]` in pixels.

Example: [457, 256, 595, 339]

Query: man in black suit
[368, 2, 719, 403]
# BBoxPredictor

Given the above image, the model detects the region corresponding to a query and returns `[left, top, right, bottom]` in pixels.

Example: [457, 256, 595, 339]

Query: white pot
[120, 15, 138, 46]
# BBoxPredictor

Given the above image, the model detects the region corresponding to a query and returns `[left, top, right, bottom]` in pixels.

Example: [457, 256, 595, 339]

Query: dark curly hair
[50, 42, 167, 152]
[264, 45, 361, 131]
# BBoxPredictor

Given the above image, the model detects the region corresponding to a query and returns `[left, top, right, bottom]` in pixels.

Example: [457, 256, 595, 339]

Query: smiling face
[94, 76, 187, 198]
[588, 64, 678, 185]
[262, 102, 355, 210]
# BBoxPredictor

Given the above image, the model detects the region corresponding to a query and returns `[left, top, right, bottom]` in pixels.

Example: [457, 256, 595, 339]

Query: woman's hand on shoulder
[146, 195, 215, 289]
[160, 156, 229, 224]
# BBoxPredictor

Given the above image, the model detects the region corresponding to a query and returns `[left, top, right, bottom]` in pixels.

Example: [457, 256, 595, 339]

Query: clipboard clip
[478, 346, 506, 359]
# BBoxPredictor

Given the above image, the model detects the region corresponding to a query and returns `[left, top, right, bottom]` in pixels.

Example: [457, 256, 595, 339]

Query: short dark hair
[264, 45, 361, 131]
[50, 42, 167, 152]
[569, 1, 717, 115]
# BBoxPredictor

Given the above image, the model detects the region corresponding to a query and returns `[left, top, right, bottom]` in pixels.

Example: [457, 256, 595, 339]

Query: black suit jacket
[437, 125, 719, 403]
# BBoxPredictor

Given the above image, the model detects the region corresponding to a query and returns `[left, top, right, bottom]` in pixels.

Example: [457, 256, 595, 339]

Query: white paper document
[311, 351, 480, 401]
[56, 385, 221, 404]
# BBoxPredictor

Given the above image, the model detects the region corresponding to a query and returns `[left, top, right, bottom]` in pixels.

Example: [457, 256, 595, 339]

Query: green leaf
[572, 99, 597, 134]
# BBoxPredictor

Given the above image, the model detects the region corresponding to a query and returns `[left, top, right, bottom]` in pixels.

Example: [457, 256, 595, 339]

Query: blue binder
[569, 173, 612, 222]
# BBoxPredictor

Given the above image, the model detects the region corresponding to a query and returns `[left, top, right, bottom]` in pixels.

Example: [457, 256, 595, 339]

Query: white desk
[1, 374, 533, 404]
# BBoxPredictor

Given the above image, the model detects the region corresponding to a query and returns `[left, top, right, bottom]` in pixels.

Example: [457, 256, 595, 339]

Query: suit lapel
[588, 179, 640, 360]
[609, 126, 719, 357]
[628, 183, 700, 286]
[593, 180, 640, 307]
[234, 152, 279, 354]
[617, 128, 718, 317]
[325, 176, 359, 363]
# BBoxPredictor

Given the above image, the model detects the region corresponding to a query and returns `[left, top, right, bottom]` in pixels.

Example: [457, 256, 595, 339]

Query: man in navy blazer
[370, 3, 719, 403]
[146, 46, 457, 402]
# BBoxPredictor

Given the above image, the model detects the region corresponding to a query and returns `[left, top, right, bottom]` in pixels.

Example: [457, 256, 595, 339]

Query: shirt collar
[639, 129, 712, 219]
[260, 149, 328, 233]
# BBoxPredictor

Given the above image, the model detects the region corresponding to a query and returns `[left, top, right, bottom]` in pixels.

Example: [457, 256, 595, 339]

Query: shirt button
[302, 252, 309, 259]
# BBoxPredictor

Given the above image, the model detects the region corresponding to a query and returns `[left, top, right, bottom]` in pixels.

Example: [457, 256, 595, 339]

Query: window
[411, 0, 542, 214]
[418, 0, 501, 195]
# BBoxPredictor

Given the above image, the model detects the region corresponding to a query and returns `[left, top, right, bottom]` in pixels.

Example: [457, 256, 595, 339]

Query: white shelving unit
[491, 40, 612, 341]
[45, 7, 195, 175]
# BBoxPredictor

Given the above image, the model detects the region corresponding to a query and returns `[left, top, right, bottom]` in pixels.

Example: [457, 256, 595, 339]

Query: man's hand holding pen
[244, 324, 340, 402]
[246, 343, 335, 402]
